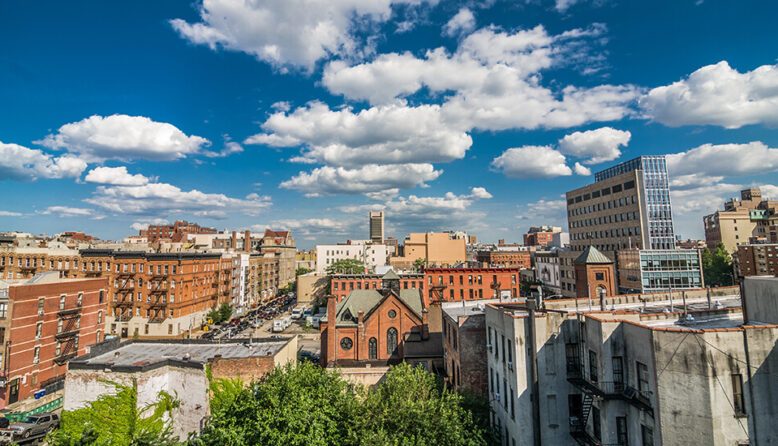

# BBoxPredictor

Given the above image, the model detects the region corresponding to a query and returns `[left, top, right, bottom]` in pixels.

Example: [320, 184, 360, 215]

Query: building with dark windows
[369, 211, 385, 244]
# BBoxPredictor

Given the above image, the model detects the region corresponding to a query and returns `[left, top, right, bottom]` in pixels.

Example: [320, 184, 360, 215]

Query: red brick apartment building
[331, 267, 521, 306]
[141, 220, 217, 243]
[475, 250, 531, 269]
[0, 272, 106, 409]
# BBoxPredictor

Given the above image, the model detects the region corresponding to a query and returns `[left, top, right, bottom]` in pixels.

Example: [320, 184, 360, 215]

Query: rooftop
[70, 338, 293, 371]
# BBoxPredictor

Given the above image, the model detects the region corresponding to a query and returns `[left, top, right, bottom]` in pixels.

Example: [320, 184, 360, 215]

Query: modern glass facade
[639, 250, 703, 291]
[595, 156, 675, 250]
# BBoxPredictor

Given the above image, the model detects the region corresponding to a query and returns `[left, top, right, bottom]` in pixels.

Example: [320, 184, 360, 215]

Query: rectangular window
[616, 416, 628, 446]
[641, 425, 653, 446]
[59, 294, 66, 310]
[732, 374, 746, 415]
[35, 323, 42, 339]
[637, 361, 649, 394]
[613, 356, 624, 390]
[0, 303, 7, 319]
[33, 346, 40, 364]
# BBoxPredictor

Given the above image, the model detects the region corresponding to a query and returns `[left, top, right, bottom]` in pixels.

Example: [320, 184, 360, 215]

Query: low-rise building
[0, 272, 107, 410]
[315, 243, 390, 274]
[64, 336, 297, 440]
[330, 273, 424, 302]
[390, 232, 467, 270]
[616, 249, 704, 293]
[296, 272, 328, 306]
[535, 250, 564, 296]
[320, 271, 441, 371]
[704, 188, 778, 253]
[423, 267, 521, 306]
[475, 250, 531, 269]
[523, 226, 562, 247]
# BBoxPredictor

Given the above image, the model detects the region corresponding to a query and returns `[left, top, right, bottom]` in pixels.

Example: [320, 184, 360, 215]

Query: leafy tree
[702, 243, 734, 286]
[412, 258, 427, 273]
[48, 380, 181, 446]
[295, 267, 312, 277]
[190, 362, 363, 446]
[357, 363, 490, 446]
[207, 303, 233, 324]
[325, 258, 365, 275]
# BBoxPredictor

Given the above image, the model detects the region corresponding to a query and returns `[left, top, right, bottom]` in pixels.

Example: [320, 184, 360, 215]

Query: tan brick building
[703, 188, 778, 253]
[390, 232, 466, 269]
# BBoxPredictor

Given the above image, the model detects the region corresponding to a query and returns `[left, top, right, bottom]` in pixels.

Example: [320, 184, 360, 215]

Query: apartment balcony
[116, 271, 135, 278]
[148, 300, 168, 308]
[19, 265, 37, 272]
[119, 284, 135, 291]
[57, 307, 81, 317]
[55, 329, 79, 340]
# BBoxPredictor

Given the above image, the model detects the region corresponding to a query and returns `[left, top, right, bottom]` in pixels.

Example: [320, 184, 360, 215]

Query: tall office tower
[566, 155, 675, 253]
[369, 211, 384, 244]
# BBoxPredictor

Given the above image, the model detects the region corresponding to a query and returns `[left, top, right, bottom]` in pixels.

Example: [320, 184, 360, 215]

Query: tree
[702, 243, 734, 286]
[412, 258, 427, 273]
[325, 258, 365, 275]
[357, 363, 491, 446]
[49, 380, 181, 446]
[190, 362, 362, 446]
[295, 267, 312, 277]
[207, 303, 233, 325]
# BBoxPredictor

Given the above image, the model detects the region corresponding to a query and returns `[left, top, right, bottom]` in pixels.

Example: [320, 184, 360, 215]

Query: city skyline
[2, 1, 778, 249]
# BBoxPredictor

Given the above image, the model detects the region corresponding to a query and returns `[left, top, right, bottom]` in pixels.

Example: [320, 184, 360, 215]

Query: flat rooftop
[641, 312, 744, 331]
[73, 338, 292, 369]
[554, 294, 741, 315]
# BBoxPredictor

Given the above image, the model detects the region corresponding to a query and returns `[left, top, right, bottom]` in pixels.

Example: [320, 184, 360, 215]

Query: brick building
[573, 246, 616, 299]
[0, 241, 83, 281]
[0, 272, 107, 409]
[80, 250, 233, 338]
[423, 267, 521, 306]
[523, 226, 562, 247]
[735, 243, 778, 277]
[320, 271, 441, 370]
[442, 301, 497, 396]
[258, 230, 296, 289]
[475, 250, 531, 269]
[330, 273, 424, 302]
[141, 220, 217, 243]
[704, 188, 778, 253]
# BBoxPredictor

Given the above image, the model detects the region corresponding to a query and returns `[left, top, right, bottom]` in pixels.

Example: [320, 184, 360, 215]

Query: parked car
[1, 413, 59, 441]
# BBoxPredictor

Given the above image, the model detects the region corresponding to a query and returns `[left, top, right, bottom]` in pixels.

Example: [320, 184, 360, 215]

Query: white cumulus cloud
[41, 206, 96, 218]
[279, 163, 442, 197]
[667, 141, 778, 185]
[170, 0, 436, 71]
[491, 146, 573, 179]
[573, 162, 592, 176]
[640, 61, 778, 129]
[443, 8, 475, 36]
[38, 114, 210, 162]
[0, 211, 22, 217]
[0, 142, 86, 182]
[558, 127, 631, 164]
[84, 166, 150, 186]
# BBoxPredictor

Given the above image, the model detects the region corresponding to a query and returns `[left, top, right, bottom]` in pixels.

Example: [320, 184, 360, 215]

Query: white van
[291, 308, 304, 319]
[282, 316, 292, 329]
[272, 320, 284, 332]
[311, 316, 321, 329]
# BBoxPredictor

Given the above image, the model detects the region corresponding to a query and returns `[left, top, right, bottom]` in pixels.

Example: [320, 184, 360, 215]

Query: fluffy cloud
[279, 163, 442, 197]
[558, 127, 631, 164]
[38, 114, 209, 162]
[516, 198, 567, 223]
[573, 162, 591, 176]
[84, 166, 150, 186]
[491, 146, 573, 179]
[246, 101, 471, 167]
[41, 206, 96, 218]
[85, 182, 271, 217]
[204, 141, 244, 158]
[640, 61, 778, 129]
[130, 218, 170, 232]
[667, 141, 778, 187]
[0, 142, 86, 182]
[443, 8, 475, 36]
[171, 0, 435, 71]
[322, 24, 638, 131]
[0, 211, 22, 217]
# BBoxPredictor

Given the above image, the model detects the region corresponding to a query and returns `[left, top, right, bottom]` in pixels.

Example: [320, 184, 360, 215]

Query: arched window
[369, 337, 378, 359]
[387, 328, 398, 356]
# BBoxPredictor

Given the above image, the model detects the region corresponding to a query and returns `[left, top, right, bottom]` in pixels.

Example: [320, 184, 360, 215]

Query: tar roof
[75, 340, 290, 369]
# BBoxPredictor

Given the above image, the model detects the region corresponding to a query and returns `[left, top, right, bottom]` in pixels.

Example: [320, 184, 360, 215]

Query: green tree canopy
[49, 380, 181, 446]
[295, 267, 312, 277]
[207, 303, 233, 324]
[325, 258, 365, 275]
[702, 243, 734, 286]
[412, 258, 427, 272]
[190, 362, 492, 446]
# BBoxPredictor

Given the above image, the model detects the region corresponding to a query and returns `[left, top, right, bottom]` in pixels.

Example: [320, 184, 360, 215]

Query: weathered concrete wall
[743, 276, 778, 324]
[337, 366, 389, 388]
[64, 365, 209, 441]
[744, 325, 778, 445]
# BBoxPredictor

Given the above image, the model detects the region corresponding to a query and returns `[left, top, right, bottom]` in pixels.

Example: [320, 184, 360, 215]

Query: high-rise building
[703, 188, 778, 253]
[369, 211, 384, 244]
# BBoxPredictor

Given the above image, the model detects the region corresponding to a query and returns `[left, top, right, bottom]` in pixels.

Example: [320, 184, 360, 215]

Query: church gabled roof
[322, 289, 423, 326]
[381, 269, 400, 280]
[574, 245, 613, 264]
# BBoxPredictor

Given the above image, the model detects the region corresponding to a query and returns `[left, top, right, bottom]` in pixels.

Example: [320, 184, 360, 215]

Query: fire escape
[54, 300, 82, 365]
[148, 274, 168, 323]
[566, 345, 653, 446]
[113, 272, 135, 322]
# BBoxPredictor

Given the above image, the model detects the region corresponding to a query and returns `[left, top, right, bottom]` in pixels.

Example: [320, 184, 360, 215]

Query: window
[616, 416, 628, 446]
[388, 309, 397, 319]
[637, 362, 649, 393]
[96, 330, 102, 343]
[641, 425, 653, 446]
[613, 356, 624, 390]
[0, 302, 6, 319]
[592, 406, 601, 441]
[33, 346, 40, 364]
[732, 374, 746, 415]
[340, 337, 353, 350]
[57, 319, 63, 334]
[589, 350, 598, 383]
[56, 342, 61, 356]
[35, 323, 42, 339]
[387, 327, 398, 355]
[99, 290, 104, 303]
[98, 310, 103, 324]
[59, 295, 66, 310]
[595, 272, 604, 280]
[369, 337, 378, 359]
[77, 293, 83, 306]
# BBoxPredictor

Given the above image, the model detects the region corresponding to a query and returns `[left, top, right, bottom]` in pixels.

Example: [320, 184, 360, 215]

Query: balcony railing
[55, 329, 79, 340]
[148, 300, 167, 308]
[148, 317, 166, 324]
[57, 307, 81, 317]
[566, 363, 653, 414]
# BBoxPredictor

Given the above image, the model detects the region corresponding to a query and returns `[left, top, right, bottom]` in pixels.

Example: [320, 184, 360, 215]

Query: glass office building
[595, 155, 675, 250]
[617, 249, 703, 293]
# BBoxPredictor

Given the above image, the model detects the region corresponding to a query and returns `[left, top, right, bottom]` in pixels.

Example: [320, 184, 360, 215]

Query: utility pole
[526, 298, 541, 446]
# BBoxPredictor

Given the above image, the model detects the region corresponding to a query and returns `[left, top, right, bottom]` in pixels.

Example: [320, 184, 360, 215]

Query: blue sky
[1, 0, 777, 249]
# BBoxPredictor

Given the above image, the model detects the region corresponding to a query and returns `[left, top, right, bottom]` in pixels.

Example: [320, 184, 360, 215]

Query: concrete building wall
[64, 365, 209, 441]
[743, 276, 778, 324]
[296, 272, 328, 306]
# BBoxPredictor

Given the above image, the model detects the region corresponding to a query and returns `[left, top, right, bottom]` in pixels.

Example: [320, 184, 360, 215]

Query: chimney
[421, 309, 429, 340]
[357, 310, 365, 341]
[231, 231, 237, 250]
[326, 294, 338, 365]
[244, 230, 251, 252]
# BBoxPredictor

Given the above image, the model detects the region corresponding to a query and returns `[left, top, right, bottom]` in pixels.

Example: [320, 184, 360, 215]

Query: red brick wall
[423, 268, 521, 306]
[208, 356, 275, 382]
[1, 277, 107, 408]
